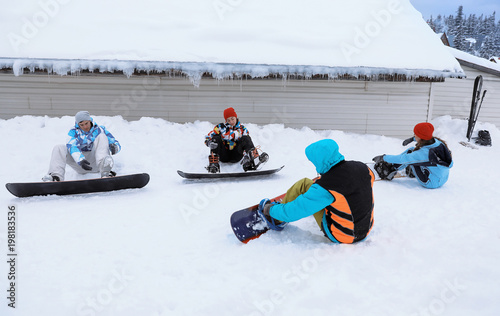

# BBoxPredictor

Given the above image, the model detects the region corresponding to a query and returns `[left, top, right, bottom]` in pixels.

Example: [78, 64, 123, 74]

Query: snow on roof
[447, 46, 500, 76]
[1, 0, 464, 85]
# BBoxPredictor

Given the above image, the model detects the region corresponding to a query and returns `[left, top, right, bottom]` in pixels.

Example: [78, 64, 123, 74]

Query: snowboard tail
[230, 193, 287, 243]
[6, 173, 150, 197]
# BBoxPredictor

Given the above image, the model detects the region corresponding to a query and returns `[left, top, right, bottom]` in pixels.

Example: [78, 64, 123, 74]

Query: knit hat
[75, 111, 91, 124]
[223, 107, 237, 121]
[413, 122, 434, 140]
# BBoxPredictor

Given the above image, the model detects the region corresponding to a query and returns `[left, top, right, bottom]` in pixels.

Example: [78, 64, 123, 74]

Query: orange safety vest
[315, 161, 375, 244]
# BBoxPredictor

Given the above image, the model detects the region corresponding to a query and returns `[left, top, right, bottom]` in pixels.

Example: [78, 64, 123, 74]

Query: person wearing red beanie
[372, 122, 453, 189]
[204, 107, 268, 173]
[413, 122, 434, 141]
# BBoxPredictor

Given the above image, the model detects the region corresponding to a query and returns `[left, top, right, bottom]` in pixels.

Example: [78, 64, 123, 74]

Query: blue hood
[305, 139, 345, 174]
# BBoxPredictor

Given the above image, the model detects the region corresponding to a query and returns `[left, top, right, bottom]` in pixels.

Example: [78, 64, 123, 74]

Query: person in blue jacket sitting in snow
[258, 139, 375, 244]
[42, 111, 121, 181]
[372, 122, 453, 189]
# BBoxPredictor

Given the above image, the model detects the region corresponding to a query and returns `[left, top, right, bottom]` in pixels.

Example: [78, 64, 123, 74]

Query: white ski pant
[47, 133, 113, 181]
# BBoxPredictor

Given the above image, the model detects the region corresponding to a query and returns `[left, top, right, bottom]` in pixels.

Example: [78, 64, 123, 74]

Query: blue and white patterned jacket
[66, 117, 121, 164]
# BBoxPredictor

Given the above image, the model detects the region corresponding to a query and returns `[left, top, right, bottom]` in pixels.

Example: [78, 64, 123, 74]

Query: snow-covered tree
[423, 6, 499, 57]
[479, 35, 496, 58]
[453, 6, 468, 51]
[434, 14, 444, 33]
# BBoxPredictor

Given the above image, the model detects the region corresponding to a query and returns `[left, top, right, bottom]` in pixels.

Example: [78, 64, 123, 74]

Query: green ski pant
[282, 178, 324, 228]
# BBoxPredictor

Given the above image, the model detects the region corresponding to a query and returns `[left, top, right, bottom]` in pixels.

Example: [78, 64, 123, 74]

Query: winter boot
[241, 147, 269, 171]
[100, 156, 115, 178]
[241, 151, 256, 171]
[405, 165, 415, 178]
[206, 153, 220, 173]
[42, 174, 61, 182]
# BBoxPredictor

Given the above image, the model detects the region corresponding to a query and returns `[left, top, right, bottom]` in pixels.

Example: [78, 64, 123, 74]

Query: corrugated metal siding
[431, 65, 500, 126]
[0, 73, 433, 138]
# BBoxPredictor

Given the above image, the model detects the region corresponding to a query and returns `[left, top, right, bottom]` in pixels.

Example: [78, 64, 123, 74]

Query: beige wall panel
[1, 73, 436, 138]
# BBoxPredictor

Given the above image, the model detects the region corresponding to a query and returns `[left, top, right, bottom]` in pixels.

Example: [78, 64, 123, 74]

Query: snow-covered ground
[0, 114, 499, 316]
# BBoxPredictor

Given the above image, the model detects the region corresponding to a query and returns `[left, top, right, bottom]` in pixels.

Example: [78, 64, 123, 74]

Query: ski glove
[257, 199, 287, 231]
[402, 137, 414, 146]
[79, 159, 92, 171]
[205, 139, 218, 150]
[372, 155, 385, 164]
[110, 144, 119, 155]
[263, 203, 272, 216]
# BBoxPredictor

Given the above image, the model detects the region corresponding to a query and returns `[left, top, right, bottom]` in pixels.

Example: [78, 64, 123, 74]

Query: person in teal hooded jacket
[372, 122, 453, 189]
[259, 139, 375, 244]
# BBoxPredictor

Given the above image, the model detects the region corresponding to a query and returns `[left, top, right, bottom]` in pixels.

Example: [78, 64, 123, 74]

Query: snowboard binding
[257, 198, 288, 231]
[206, 153, 220, 173]
[241, 147, 269, 172]
[373, 160, 398, 180]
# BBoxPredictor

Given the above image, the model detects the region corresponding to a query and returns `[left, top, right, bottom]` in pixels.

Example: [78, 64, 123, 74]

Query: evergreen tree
[446, 14, 456, 35]
[493, 19, 500, 56]
[434, 14, 444, 33]
[479, 35, 496, 58]
[453, 6, 468, 51]
[465, 14, 477, 37]
[427, 15, 436, 32]
[478, 14, 489, 35]
[422, 6, 500, 57]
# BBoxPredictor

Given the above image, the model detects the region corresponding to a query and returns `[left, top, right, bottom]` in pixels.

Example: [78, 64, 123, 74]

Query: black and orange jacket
[315, 161, 375, 244]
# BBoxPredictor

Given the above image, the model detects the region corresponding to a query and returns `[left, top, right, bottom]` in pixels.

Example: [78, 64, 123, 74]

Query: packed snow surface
[0, 115, 499, 316]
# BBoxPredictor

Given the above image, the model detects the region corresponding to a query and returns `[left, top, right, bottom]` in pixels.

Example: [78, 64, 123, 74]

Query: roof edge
[0, 57, 465, 86]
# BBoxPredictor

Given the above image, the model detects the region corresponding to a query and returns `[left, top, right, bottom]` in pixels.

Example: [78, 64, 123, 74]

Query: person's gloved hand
[79, 159, 92, 171]
[263, 203, 272, 216]
[205, 139, 218, 149]
[110, 144, 119, 155]
[372, 155, 385, 164]
[402, 137, 414, 146]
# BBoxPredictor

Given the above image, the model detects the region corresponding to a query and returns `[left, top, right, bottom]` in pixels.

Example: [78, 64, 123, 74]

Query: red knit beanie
[413, 122, 434, 140]
[223, 107, 237, 120]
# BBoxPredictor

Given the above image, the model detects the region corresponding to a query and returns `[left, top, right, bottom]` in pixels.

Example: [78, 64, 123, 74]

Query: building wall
[0, 72, 434, 138]
[431, 65, 500, 128]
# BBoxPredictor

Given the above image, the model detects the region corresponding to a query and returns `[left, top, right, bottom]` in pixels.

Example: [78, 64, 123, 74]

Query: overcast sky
[410, 0, 500, 19]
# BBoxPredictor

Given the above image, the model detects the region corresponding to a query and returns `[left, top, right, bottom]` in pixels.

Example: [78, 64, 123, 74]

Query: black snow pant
[211, 135, 255, 163]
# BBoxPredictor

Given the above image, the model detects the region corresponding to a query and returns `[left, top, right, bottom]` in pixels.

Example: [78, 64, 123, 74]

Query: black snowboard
[6, 173, 150, 198]
[466, 75, 487, 141]
[177, 166, 284, 180]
